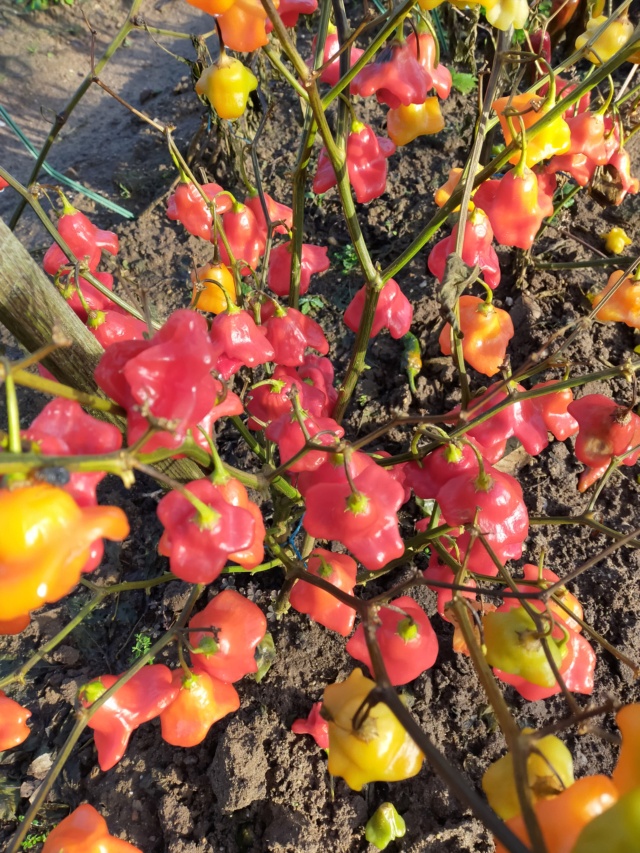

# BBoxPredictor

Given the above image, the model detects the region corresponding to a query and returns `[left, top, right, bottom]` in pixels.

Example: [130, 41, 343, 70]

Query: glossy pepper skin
[87, 309, 148, 347]
[482, 730, 574, 820]
[160, 670, 240, 747]
[185, 0, 237, 13]
[568, 394, 636, 472]
[209, 306, 275, 378]
[405, 442, 479, 500]
[439, 295, 514, 377]
[352, 41, 431, 108]
[303, 462, 405, 571]
[291, 701, 329, 749]
[428, 207, 501, 289]
[245, 192, 293, 240]
[0, 485, 129, 623]
[601, 226, 632, 255]
[41, 804, 142, 853]
[0, 691, 31, 750]
[267, 242, 329, 297]
[191, 260, 237, 313]
[314, 121, 395, 204]
[344, 278, 412, 339]
[346, 596, 438, 685]
[157, 480, 255, 584]
[217, 0, 274, 52]
[575, 15, 634, 64]
[473, 164, 554, 250]
[365, 803, 407, 850]
[262, 303, 329, 365]
[58, 271, 115, 321]
[494, 775, 618, 853]
[593, 270, 640, 327]
[43, 196, 118, 275]
[217, 202, 265, 275]
[166, 181, 231, 241]
[612, 703, 640, 794]
[188, 590, 267, 683]
[196, 56, 257, 121]
[387, 98, 444, 146]
[572, 788, 640, 853]
[322, 670, 423, 790]
[211, 473, 265, 570]
[79, 665, 179, 771]
[266, 411, 343, 473]
[494, 93, 571, 167]
[289, 549, 357, 635]
[406, 30, 452, 100]
[309, 27, 365, 88]
[484, 0, 529, 30]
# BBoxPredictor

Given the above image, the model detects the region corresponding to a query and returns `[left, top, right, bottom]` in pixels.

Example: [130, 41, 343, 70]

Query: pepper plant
[1, 0, 640, 850]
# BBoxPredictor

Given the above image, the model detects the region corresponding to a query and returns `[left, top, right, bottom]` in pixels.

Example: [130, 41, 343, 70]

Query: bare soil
[1, 1, 640, 851]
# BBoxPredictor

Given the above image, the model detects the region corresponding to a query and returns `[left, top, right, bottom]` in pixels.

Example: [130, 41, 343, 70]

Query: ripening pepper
[365, 803, 407, 850]
[303, 461, 405, 571]
[0, 484, 128, 623]
[309, 27, 365, 88]
[402, 331, 422, 394]
[495, 625, 595, 700]
[0, 691, 31, 750]
[291, 701, 329, 749]
[289, 549, 358, 636]
[343, 278, 413, 339]
[217, 0, 274, 52]
[346, 596, 438, 685]
[483, 0, 529, 30]
[482, 729, 574, 820]
[210, 472, 265, 570]
[209, 305, 275, 378]
[42, 803, 142, 853]
[217, 201, 265, 275]
[575, 15, 634, 64]
[566, 112, 609, 164]
[427, 207, 501, 289]
[196, 55, 257, 121]
[612, 703, 640, 794]
[568, 394, 636, 469]
[434, 165, 482, 208]
[387, 98, 444, 146]
[510, 564, 584, 633]
[166, 180, 231, 241]
[314, 121, 395, 204]
[79, 665, 179, 771]
[494, 92, 571, 167]
[322, 669, 424, 790]
[592, 269, 640, 327]
[188, 590, 267, 683]
[157, 480, 255, 584]
[267, 242, 330, 297]
[484, 605, 568, 688]
[572, 788, 640, 853]
[473, 163, 554, 249]
[191, 260, 237, 313]
[601, 226, 632, 255]
[160, 670, 240, 747]
[185, 0, 237, 13]
[493, 775, 619, 853]
[439, 295, 514, 377]
[352, 41, 431, 108]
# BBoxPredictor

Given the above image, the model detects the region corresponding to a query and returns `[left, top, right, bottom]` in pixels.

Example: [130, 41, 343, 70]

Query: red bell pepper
[44, 195, 119, 272]
[263, 304, 329, 365]
[343, 278, 412, 339]
[160, 670, 240, 747]
[0, 690, 31, 750]
[436, 467, 529, 576]
[188, 590, 267, 682]
[427, 207, 501, 289]
[352, 41, 432, 108]
[289, 548, 357, 636]
[266, 411, 344, 472]
[209, 305, 275, 378]
[218, 201, 265, 274]
[346, 596, 438, 685]
[313, 121, 395, 204]
[166, 180, 231, 241]
[405, 442, 479, 500]
[267, 242, 329, 297]
[87, 309, 148, 347]
[568, 394, 636, 470]
[157, 480, 255, 583]
[244, 192, 293, 239]
[291, 701, 329, 749]
[303, 460, 405, 570]
[79, 665, 179, 771]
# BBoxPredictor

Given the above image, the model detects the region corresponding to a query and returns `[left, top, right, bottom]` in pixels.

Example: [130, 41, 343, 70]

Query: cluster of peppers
[486, 703, 640, 853]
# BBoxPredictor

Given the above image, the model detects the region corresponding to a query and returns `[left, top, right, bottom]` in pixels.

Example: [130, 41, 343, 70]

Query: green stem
[3, 364, 125, 415]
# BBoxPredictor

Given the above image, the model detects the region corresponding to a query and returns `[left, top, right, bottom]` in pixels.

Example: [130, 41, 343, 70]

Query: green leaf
[451, 71, 477, 96]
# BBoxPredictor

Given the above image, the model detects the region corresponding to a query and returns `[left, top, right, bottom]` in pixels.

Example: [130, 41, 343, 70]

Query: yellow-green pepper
[575, 15, 634, 65]
[195, 55, 258, 121]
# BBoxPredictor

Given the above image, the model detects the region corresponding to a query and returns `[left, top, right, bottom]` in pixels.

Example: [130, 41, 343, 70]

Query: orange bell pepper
[192, 261, 237, 314]
[160, 670, 240, 747]
[42, 803, 142, 853]
[439, 294, 514, 376]
[0, 691, 31, 750]
[387, 98, 445, 146]
[592, 269, 640, 328]
[217, 0, 277, 53]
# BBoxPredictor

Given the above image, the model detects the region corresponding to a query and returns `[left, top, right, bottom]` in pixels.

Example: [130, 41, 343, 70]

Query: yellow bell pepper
[493, 92, 571, 167]
[321, 669, 424, 791]
[387, 98, 445, 147]
[191, 261, 237, 314]
[575, 15, 634, 65]
[195, 55, 258, 121]
[482, 729, 575, 820]
[601, 226, 632, 255]
[483, 0, 529, 31]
